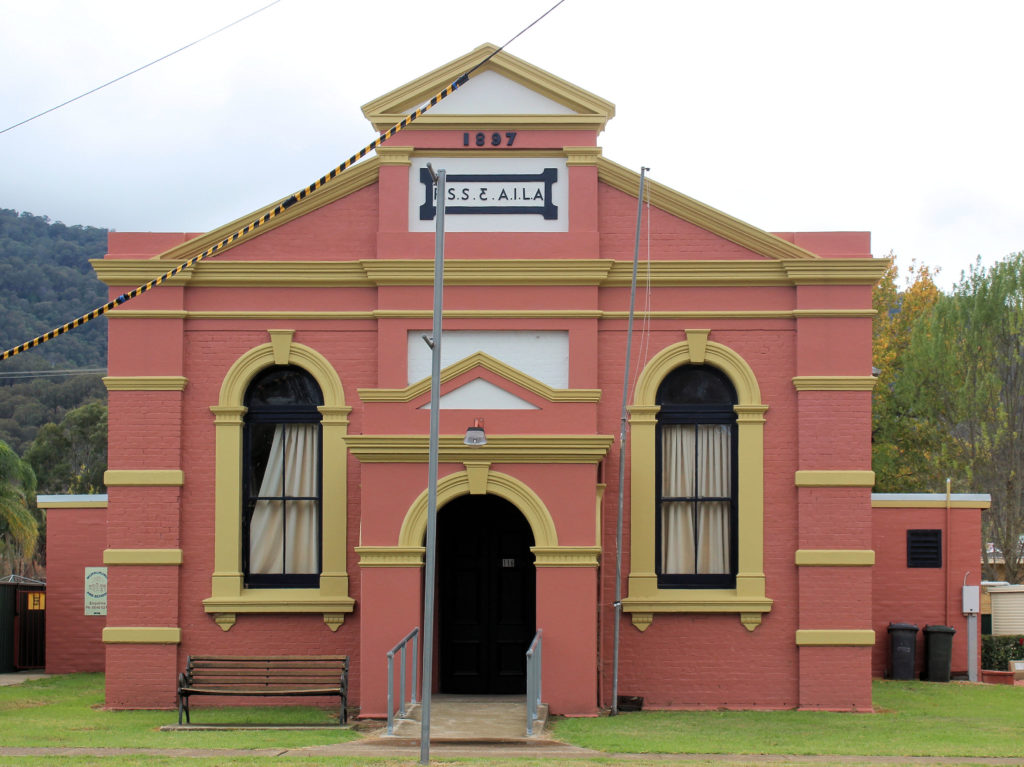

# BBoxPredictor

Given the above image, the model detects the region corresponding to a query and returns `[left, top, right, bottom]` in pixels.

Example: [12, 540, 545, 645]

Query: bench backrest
[186, 655, 348, 691]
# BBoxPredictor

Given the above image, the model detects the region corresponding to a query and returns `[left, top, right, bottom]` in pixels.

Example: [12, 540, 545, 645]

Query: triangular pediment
[361, 43, 615, 132]
[358, 352, 601, 405]
[419, 378, 539, 411]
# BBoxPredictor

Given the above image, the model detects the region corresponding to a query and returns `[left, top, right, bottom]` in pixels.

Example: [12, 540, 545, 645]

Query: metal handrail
[386, 627, 420, 736]
[525, 628, 543, 736]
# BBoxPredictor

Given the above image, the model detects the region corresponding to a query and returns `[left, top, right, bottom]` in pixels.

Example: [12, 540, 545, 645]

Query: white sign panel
[409, 157, 569, 233]
[85, 567, 108, 616]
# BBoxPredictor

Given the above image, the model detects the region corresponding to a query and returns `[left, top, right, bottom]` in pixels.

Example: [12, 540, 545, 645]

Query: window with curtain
[242, 366, 323, 588]
[656, 365, 738, 588]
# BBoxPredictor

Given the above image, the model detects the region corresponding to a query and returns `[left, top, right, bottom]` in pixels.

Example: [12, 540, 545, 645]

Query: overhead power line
[0, 0, 283, 136]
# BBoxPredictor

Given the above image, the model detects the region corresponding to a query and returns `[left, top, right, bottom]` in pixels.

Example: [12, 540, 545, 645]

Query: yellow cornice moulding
[345, 435, 613, 464]
[795, 630, 876, 646]
[792, 376, 877, 392]
[795, 550, 875, 567]
[355, 546, 426, 568]
[102, 627, 181, 644]
[531, 546, 602, 567]
[104, 549, 183, 566]
[103, 376, 188, 392]
[794, 470, 875, 487]
[103, 470, 184, 487]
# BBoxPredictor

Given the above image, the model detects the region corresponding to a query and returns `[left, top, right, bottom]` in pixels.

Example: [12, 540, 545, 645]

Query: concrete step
[385, 694, 549, 741]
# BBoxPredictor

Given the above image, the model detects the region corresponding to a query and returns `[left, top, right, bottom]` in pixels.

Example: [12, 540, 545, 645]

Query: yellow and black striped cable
[0, 73, 472, 361]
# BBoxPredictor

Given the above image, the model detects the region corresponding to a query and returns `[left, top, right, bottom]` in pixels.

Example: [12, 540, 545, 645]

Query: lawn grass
[3, 674, 1024, 765]
[553, 679, 1024, 758]
[0, 673, 360, 750]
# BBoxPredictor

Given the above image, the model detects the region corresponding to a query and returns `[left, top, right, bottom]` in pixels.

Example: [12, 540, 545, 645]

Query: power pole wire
[0, 0, 283, 136]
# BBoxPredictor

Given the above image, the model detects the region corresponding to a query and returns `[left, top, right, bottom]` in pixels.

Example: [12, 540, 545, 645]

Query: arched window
[656, 365, 738, 588]
[242, 366, 324, 588]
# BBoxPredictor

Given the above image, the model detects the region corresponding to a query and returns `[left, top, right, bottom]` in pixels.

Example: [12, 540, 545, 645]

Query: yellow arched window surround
[621, 330, 772, 632]
[202, 330, 354, 631]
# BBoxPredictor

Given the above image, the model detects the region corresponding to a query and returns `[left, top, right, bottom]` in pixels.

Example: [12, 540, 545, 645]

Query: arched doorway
[437, 494, 536, 694]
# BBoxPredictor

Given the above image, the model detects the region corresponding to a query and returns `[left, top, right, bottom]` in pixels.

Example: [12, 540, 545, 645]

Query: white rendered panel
[418, 378, 539, 410]
[428, 70, 576, 115]
[408, 330, 569, 388]
[410, 157, 568, 232]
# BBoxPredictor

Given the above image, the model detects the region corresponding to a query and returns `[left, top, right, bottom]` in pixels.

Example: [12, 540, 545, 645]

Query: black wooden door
[438, 495, 535, 694]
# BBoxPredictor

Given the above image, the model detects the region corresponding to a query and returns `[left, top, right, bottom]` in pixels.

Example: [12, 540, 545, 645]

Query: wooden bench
[177, 654, 349, 725]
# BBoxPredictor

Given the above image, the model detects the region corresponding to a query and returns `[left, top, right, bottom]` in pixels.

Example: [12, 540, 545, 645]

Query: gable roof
[361, 43, 615, 132]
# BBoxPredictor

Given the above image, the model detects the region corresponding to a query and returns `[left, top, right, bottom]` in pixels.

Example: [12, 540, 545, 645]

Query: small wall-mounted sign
[85, 567, 107, 616]
[26, 592, 45, 610]
[502, 558, 516, 568]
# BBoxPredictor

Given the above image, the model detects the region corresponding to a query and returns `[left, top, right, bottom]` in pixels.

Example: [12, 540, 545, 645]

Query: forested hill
[0, 209, 109, 453]
[0, 208, 108, 370]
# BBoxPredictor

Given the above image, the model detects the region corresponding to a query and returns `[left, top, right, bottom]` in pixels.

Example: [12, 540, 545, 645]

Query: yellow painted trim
[35, 499, 107, 509]
[103, 376, 188, 391]
[361, 44, 615, 132]
[358, 351, 600, 403]
[103, 470, 183, 487]
[872, 499, 992, 509]
[375, 145, 413, 165]
[205, 332, 353, 617]
[107, 309, 189, 319]
[104, 549, 183, 566]
[158, 158, 379, 263]
[792, 309, 878, 318]
[102, 627, 181, 644]
[531, 546, 601, 567]
[564, 146, 603, 165]
[202, 591, 356, 614]
[795, 470, 875, 487]
[95, 259, 891, 291]
[361, 259, 616, 286]
[792, 376, 877, 392]
[346, 435, 613, 464]
[795, 550, 875, 567]
[598, 158, 817, 262]
[107, 308, 874, 322]
[783, 261, 891, 285]
[399, 470, 558, 549]
[795, 630, 876, 646]
[355, 547, 426, 567]
[624, 336, 771, 626]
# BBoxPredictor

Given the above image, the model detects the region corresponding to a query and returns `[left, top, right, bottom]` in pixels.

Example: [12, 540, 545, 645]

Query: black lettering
[475, 132, 485, 147]
[479, 187, 488, 201]
[506, 132, 516, 145]
[498, 189, 509, 200]
[463, 132, 469, 146]
[447, 188, 456, 200]
[461, 188, 470, 201]
[491, 132, 501, 146]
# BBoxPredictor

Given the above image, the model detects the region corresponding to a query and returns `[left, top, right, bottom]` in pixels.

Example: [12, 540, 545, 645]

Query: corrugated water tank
[990, 585, 1024, 635]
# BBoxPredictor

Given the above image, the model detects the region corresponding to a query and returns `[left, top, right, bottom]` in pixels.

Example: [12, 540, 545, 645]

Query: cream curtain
[249, 423, 319, 574]
[660, 423, 731, 575]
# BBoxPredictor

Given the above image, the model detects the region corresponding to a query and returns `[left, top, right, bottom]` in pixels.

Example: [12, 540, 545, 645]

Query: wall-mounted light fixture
[464, 418, 487, 446]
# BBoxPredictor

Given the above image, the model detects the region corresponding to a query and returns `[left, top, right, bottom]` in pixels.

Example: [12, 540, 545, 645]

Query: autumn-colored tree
[871, 256, 942, 491]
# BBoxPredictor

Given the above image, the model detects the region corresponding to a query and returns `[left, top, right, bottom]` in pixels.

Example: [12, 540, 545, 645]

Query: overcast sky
[2, 0, 1022, 289]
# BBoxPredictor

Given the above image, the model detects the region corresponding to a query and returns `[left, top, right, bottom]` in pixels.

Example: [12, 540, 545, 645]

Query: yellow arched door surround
[203, 330, 355, 631]
[620, 329, 772, 631]
[356, 465, 602, 569]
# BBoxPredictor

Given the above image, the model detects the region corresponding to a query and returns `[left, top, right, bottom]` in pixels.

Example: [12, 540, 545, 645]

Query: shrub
[981, 634, 1024, 670]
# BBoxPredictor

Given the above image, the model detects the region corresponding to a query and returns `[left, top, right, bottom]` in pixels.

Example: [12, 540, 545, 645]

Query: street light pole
[420, 165, 446, 765]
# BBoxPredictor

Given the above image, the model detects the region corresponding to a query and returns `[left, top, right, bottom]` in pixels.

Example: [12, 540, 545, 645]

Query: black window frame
[655, 365, 739, 589]
[241, 366, 324, 589]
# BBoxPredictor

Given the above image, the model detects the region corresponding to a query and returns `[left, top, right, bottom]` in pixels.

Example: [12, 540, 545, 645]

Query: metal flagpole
[612, 166, 648, 716]
[420, 165, 446, 765]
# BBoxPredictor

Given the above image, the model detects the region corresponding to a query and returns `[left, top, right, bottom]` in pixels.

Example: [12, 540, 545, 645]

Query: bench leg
[178, 694, 190, 725]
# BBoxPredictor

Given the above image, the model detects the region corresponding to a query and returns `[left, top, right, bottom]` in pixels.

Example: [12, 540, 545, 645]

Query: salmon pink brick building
[66, 44, 983, 715]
